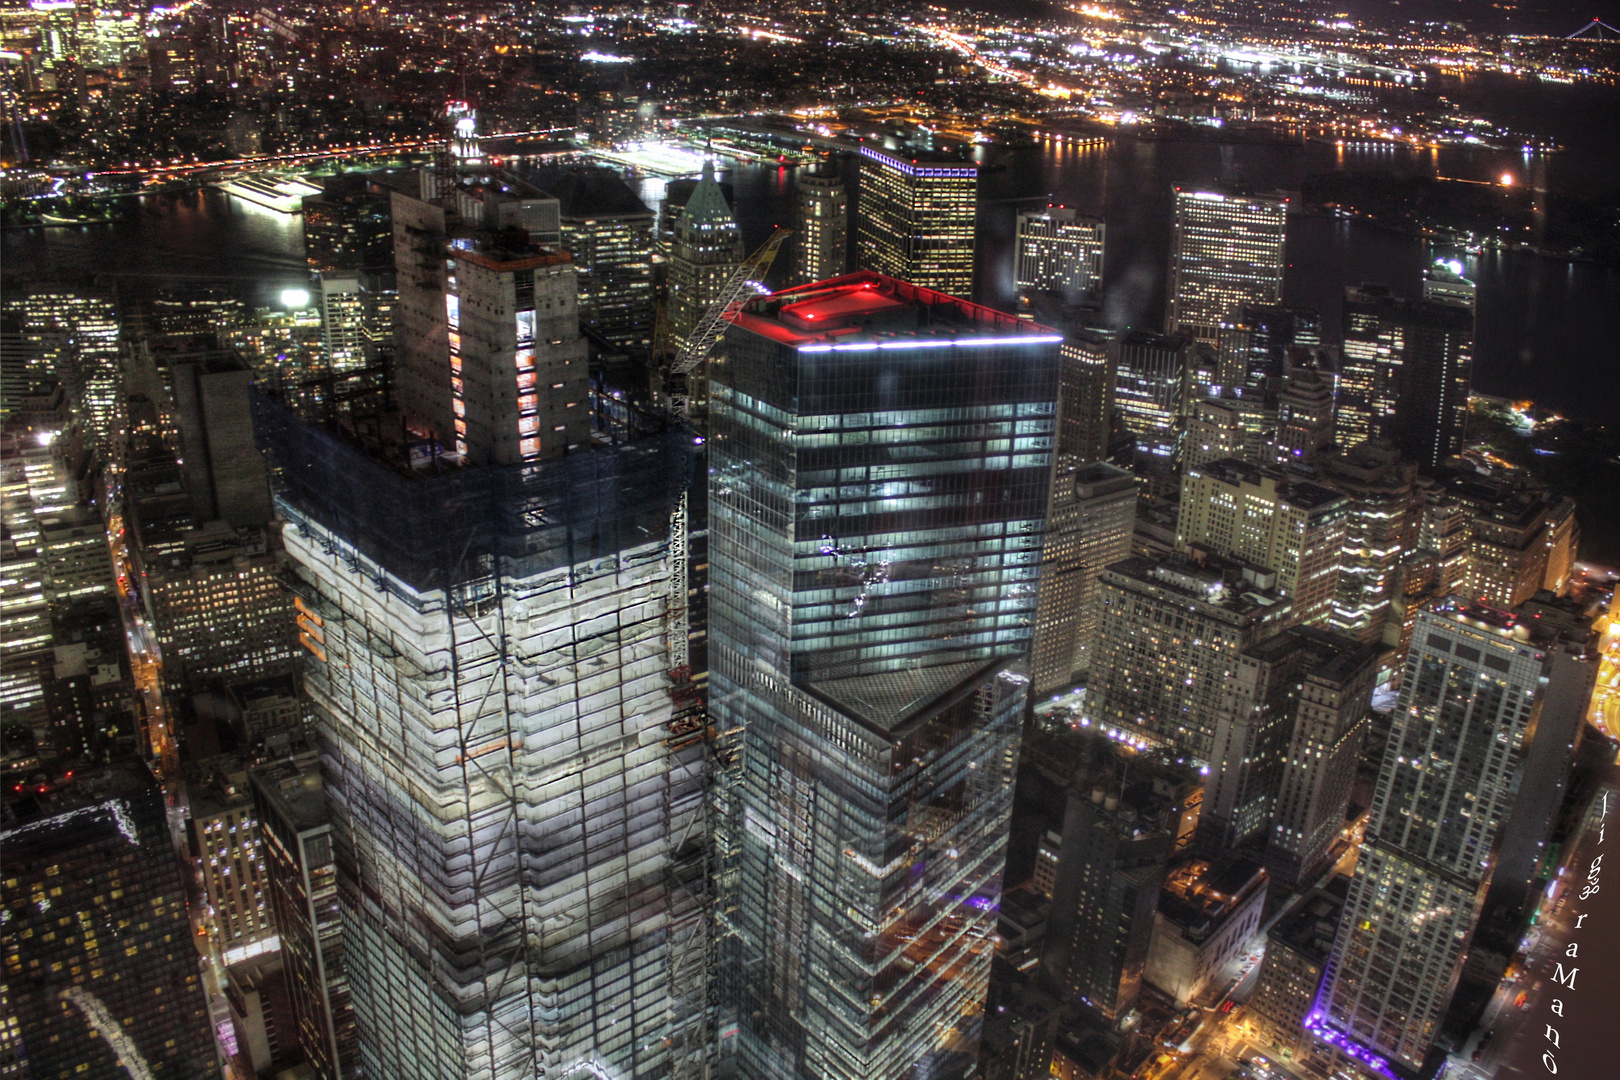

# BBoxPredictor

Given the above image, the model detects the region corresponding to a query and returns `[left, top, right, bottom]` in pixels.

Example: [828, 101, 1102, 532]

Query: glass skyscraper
[707, 272, 1060, 1080]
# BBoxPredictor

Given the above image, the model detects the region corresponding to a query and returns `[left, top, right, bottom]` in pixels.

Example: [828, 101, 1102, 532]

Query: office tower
[1030, 459, 1137, 694]
[795, 163, 849, 284]
[1113, 330, 1190, 461]
[1217, 304, 1321, 391]
[1056, 329, 1115, 462]
[1144, 857, 1267, 1005]
[1090, 552, 1294, 760]
[1039, 785, 1171, 1021]
[170, 351, 275, 528]
[252, 758, 358, 1080]
[8, 287, 123, 457]
[303, 173, 395, 274]
[1412, 476, 1470, 596]
[1272, 357, 1335, 463]
[224, 953, 301, 1076]
[1316, 599, 1592, 1076]
[668, 161, 745, 358]
[189, 760, 277, 959]
[1015, 206, 1105, 305]
[1250, 885, 1345, 1067]
[37, 503, 115, 611]
[550, 168, 657, 361]
[0, 762, 215, 1079]
[709, 272, 1060, 1080]
[1166, 189, 1288, 345]
[142, 522, 298, 697]
[1318, 441, 1417, 643]
[1339, 286, 1473, 469]
[1201, 629, 1377, 887]
[1177, 459, 1349, 627]
[318, 271, 368, 372]
[0, 514, 52, 733]
[251, 387, 694, 1080]
[857, 145, 979, 297]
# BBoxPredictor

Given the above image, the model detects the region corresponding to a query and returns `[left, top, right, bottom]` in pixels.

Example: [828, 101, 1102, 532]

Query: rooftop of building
[447, 232, 573, 272]
[0, 758, 159, 843]
[1343, 283, 1475, 327]
[730, 271, 1055, 349]
[802, 655, 1007, 737]
[1104, 551, 1291, 618]
[1244, 625, 1385, 685]
[1269, 882, 1348, 965]
[544, 167, 653, 220]
[1426, 595, 1569, 649]
[858, 143, 977, 174]
[250, 758, 328, 833]
[1185, 457, 1347, 511]
[1159, 856, 1267, 937]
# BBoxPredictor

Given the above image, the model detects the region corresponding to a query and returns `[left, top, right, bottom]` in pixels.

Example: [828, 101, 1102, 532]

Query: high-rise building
[1250, 885, 1346, 1068]
[1039, 784, 1171, 1021]
[252, 758, 358, 1080]
[550, 167, 657, 360]
[37, 504, 115, 612]
[1216, 304, 1320, 391]
[1090, 552, 1294, 760]
[1318, 441, 1417, 644]
[1201, 628, 1377, 888]
[303, 173, 395, 274]
[7, 287, 123, 458]
[1166, 190, 1288, 345]
[1183, 394, 1257, 471]
[170, 351, 276, 528]
[189, 759, 277, 959]
[1030, 459, 1136, 694]
[1315, 599, 1594, 1076]
[141, 522, 299, 697]
[668, 161, 744, 359]
[1056, 330, 1115, 463]
[1177, 459, 1349, 627]
[1339, 286, 1473, 470]
[794, 163, 849, 284]
[1113, 330, 1191, 462]
[708, 272, 1060, 1080]
[317, 271, 369, 373]
[0, 762, 215, 1079]
[251, 385, 695, 1080]
[857, 146, 978, 298]
[1271, 357, 1335, 464]
[1015, 206, 1105, 305]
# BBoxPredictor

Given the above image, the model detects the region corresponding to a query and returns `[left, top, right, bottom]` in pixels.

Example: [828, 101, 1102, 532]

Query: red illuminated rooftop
[729, 271, 1058, 348]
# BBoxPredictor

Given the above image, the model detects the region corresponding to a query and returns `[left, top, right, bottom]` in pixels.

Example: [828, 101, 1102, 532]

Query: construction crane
[660, 227, 788, 1080]
[663, 227, 790, 674]
[61, 987, 158, 1080]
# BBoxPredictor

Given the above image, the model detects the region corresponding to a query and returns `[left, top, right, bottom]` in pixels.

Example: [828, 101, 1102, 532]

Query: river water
[5, 130, 1618, 422]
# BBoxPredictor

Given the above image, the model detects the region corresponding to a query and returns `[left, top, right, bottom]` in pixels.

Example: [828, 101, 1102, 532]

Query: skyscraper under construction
[707, 272, 1061, 1080]
[253, 156, 705, 1080]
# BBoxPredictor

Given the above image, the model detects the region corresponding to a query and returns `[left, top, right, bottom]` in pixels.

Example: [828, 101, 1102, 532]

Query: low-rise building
[1144, 856, 1268, 1005]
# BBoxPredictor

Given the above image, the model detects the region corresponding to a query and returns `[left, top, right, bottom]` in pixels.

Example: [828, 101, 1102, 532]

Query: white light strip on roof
[798, 335, 1062, 353]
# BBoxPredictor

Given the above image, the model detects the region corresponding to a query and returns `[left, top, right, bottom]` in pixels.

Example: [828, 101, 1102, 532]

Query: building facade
[1014, 207, 1104, 305]
[708, 272, 1060, 1080]
[1166, 190, 1288, 345]
[668, 161, 745, 359]
[1177, 459, 1349, 628]
[1029, 460, 1136, 694]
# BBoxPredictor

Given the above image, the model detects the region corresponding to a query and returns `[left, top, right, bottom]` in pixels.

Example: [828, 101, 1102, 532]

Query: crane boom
[668, 229, 791, 378]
